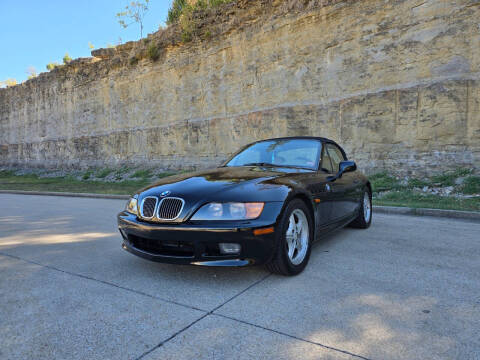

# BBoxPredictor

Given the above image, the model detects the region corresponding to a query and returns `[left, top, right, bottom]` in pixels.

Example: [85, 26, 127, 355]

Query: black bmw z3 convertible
[118, 136, 372, 276]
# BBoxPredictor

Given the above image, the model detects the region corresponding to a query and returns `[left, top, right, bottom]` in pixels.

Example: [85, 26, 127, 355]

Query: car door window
[320, 147, 334, 173]
[326, 144, 345, 173]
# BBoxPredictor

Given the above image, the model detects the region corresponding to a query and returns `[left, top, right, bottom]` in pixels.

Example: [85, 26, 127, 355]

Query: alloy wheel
[364, 192, 371, 223]
[285, 209, 309, 265]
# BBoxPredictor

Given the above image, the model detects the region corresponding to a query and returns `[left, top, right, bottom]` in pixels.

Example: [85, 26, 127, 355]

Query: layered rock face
[0, 0, 479, 175]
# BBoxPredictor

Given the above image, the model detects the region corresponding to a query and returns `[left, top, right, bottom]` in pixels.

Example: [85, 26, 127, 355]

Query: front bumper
[117, 207, 280, 266]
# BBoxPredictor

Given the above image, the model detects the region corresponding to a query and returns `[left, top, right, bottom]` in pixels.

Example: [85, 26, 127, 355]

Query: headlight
[125, 195, 139, 215]
[191, 202, 264, 221]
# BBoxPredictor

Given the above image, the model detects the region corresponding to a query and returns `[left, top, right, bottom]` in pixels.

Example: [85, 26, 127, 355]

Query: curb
[0, 190, 129, 200]
[0, 190, 479, 221]
[373, 205, 480, 221]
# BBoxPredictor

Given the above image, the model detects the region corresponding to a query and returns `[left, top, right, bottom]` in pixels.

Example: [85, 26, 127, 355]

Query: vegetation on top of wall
[46, 62, 60, 71]
[117, 0, 150, 38]
[167, 0, 234, 25]
[63, 52, 72, 64]
[0, 0, 340, 87]
[0, 79, 17, 88]
[26, 66, 38, 80]
[167, 0, 234, 42]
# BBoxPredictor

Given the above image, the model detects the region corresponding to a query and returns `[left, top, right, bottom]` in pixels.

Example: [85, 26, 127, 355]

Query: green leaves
[116, 0, 150, 38]
[63, 52, 72, 64]
[46, 62, 59, 71]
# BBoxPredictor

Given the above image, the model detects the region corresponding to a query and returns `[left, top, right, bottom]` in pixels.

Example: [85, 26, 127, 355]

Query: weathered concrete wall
[1, 0, 479, 175]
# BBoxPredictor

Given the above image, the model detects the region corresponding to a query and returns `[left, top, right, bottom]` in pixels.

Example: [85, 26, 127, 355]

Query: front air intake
[157, 197, 184, 221]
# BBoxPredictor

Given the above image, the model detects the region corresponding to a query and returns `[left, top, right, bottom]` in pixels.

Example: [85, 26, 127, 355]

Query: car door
[292, 142, 332, 233]
[325, 143, 359, 220]
[304, 144, 334, 225]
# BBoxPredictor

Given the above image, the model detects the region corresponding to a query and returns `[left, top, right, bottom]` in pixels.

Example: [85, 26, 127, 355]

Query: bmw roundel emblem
[160, 190, 171, 197]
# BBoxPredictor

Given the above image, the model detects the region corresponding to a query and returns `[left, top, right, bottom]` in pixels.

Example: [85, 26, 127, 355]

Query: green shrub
[63, 52, 72, 64]
[0, 170, 15, 177]
[167, 0, 188, 25]
[181, 30, 193, 42]
[408, 178, 430, 188]
[166, 0, 234, 42]
[369, 172, 402, 192]
[132, 169, 153, 179]
[147, 43, 161, 61]
[157, 172, 176, 178]
[129, 56, 139, 65]
[97, 168, 113, 178]
[430, 168, 473, 187]
[82, 171, 93, 180]
[461, 176, 480, 195]
[46, 62, 60, 71]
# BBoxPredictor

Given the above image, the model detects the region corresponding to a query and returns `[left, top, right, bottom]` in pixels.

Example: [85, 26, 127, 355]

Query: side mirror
[339, 160, 357, 174]
[327, 160, 357, 182]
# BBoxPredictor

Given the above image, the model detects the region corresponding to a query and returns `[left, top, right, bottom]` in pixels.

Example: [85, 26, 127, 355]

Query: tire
[265, 199, 313, 276]
[349, 189, 372, 229]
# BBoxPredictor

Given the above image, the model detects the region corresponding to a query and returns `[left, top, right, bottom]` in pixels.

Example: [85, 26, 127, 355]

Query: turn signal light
[253, 227, 275, 236]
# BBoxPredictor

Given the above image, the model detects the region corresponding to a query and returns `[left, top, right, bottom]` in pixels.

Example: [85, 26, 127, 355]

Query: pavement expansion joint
[212, 313, 373, 360]
[0, 251, 207, 313]
[0, 251, 372, 360]
[135, 273, 273, 359]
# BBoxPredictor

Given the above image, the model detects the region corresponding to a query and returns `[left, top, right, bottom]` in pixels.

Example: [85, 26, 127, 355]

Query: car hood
[137, 166, 311, 222]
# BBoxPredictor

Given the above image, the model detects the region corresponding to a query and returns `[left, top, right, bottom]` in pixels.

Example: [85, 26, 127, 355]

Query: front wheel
[349, 189, 372, 229]
[266, 199, 313, 276]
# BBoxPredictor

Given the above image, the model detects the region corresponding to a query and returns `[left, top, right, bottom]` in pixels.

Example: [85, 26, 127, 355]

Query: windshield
[226, 139, 322, 170]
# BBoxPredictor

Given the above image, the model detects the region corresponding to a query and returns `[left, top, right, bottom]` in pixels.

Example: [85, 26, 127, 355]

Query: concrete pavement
[0, 194, 479, 359]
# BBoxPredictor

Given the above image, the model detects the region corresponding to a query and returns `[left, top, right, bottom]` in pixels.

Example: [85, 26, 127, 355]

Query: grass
[157, 171, 178, 178]
[429, 168, 473, 186]
[1, 168, 478, 212]
[0, 172, 150, 195]
[82, 170, 93, 180]
[373, 190, 480, 212]
[96, 168, 114, 179]
[371, 168, 477, 192]
[132, 169, 153, 179]
[0, 170, 180, 195]
[462, 176, 480, 195]
[370, 168, 480, 212]
[370, 172, 404, 192]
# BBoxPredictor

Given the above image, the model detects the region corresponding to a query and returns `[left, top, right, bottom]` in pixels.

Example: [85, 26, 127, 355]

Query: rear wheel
[350, 189, 372, 229]
[266, 199, 313, 276]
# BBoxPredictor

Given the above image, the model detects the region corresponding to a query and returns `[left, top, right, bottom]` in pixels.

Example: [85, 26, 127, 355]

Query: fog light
[219, 243, 241, 255]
